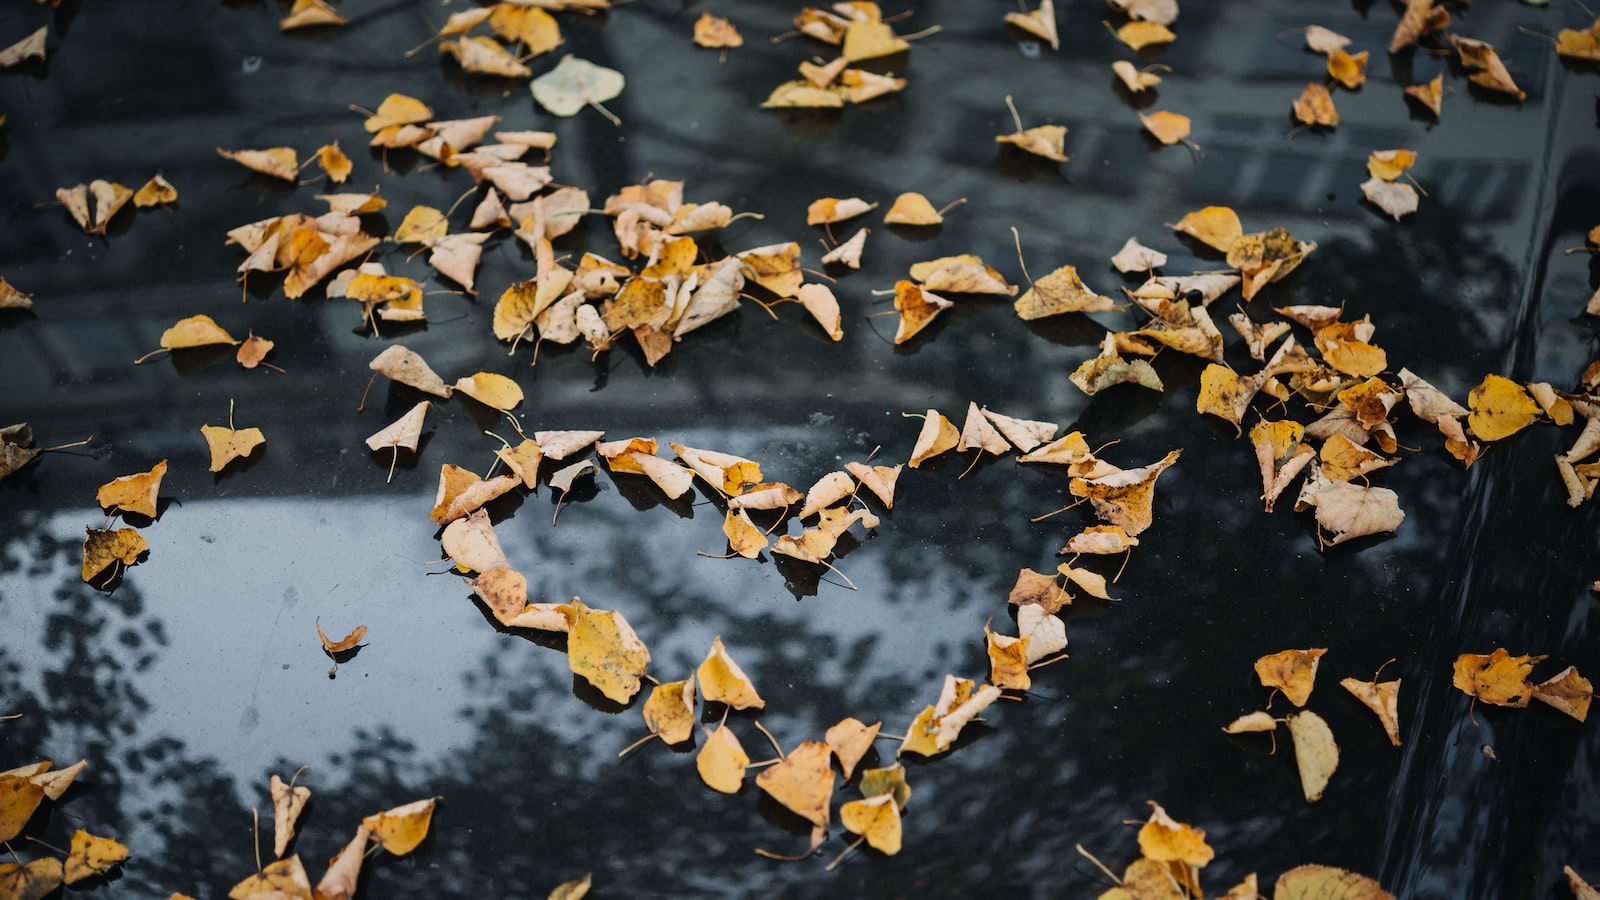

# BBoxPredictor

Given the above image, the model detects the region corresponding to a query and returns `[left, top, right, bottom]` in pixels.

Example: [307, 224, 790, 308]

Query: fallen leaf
[154, 314, 240, 356]
[1453, 648, 1543, 708]
[891, 280, 952, 344]
[1005, 0, 1058, 50]
[363, 94, 433, 133]
[1017, 604, 1067, 663]
[694, 11, 742, 48]
[1275, 865, 1393, 900]
[1285, 710, 1338, 802]
[908, 409, 959, 467]
[97, 459, 167, 518]
[237, 334, 276, 370]
[217, 147, 299, 182]
[1452, 35, 1525, 100]
[826, 718, 881, 780]
[1168, 206, 1243, 253]
[370, 345, 452, 397]
[842, 19, 909, 61]
[1389, 0, 1449, 53]
[443, 510, 512, 575]
[1068, 449, 1182, 536]
[1137, 802, 1213, 866]
[736, 242, 804, 298]
[0, 278, 34, 311]
[641, 676, 696, 745]
[1255, 648, 1327, 707]
[755, 741, 834, 828]
[697, 635, 764, 709]
[1292, 83, 1338, 127]
[202, 424, 266, 472]
[0, 775, 46, 842]
[840, 794, 902, 854]
[845, 461, 900, 508]
[1111, 59, 1162, 92]
[426, 232, 491, 292]
[981, 409, 1057, 451]
[1139, 110, 1190, 145]
[313, 825, 370, 900]
[280, 0, 345, 30]
[696, 724, 749, 793]
[1341, 677, 1402, 746]
[985, 622, 1032, 691]
[0, 857, 63, 900]
[532, 55, 625, 121]
[453, 372, 523, 410]
[82, 527, 148, 584]
[1071, 334, 1163, 395]
[442, 35, 533, 78]
[1223, 710, 1278, 734]
[489, 5, 561, 55]
[270, 774, 311, 858]
[361, 798, 436, 856]
[564, 598, 651, 703]
[1555, 18, 1600, 61]
[761, 80, 846, 109]
[798, 283, 844, 339]
[366, 401, 429, 454]
[1403, 75, 1444, 117]
[0, 26, 47, 67]
[899, 675, 1002, 757]
[1467, 374, 1539, 441]
[1114, 21, 1176, 50]
[808, 197, 877, 225]
[1361, 178, 1418, 221]
[1009, 567, 1071, 615]
[1327, 48, 1369, 89]
[1531, 665, 1592, 721]
[317, 619, 367, 654]
[1304, 25, 1350, 53]
[1111, 237, 1168, 273]
[1566, 867, 1600, 900]
[229, 856, 311, 900]
[1108, 0, 1177, 26]
[996, 123, 1069, 162]
[430, 465, 521, 525]
[883, 192, 945, 226]
[1060, 524, 1139, 555]
[819, 231, 867, 270]
[958, 401, 1011, 455]
[1013, 265, 1119, 319]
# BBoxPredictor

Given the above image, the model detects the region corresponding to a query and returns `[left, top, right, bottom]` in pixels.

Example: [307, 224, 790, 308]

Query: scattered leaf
[202, 424, 266, 472]
[270, 774, 311, 858]
[81, 526, 148, 584]
[564, 598, 651, 704]
[1453, 648, 1543, 708]
[1291, 83, 1338, 127]
[361, 798, 436, 856]
[840, 793, 902, 855]
[694, 12, 742, 48]
[97, 459, 167, 518]
[1275, 865, 1393, 900]
[697, 635, 764, 710]
[696, 724, 749, 793]
[1341, 677, 1402, 746]
[1285, 710, 1338, 802]
[1531, 665, 1592, 721]
[1467, 374, 1539, 441]
[317, 619, 367, 655]
[642, 677, 697, 745]
[532, 55, 626, 121]
[1255, 648, 1327, 707]
[755, 741, 834, 829]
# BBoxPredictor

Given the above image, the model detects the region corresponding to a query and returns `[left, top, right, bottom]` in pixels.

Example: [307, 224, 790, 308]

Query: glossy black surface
[2, 1, 1597, 897]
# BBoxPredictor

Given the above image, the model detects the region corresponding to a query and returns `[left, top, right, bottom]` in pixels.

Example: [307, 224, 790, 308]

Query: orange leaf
[361, 798, 436, 856]
[1453, 648, 1544, 708]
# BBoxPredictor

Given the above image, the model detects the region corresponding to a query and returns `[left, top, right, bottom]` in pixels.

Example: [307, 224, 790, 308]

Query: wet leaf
[313, 825, 369, 900]
[694, 11, 742, 48]
[1004, 0, 1057, 50]
[1452, 35, 1525, 100]
[1013, 265, 1119, 319]
[697, 635, 765, 710]
[370, 345, 452, 397]
[1137, 801, 1213, 866]
[564, 598, 651, 703]
[840, 794, 902, 854]
[1466, 374, 1539, 441]
[696, 724, 749, 793]
[0, 775, 46, 841]
[1453, 648, 1543, 708]
[755, 741, 834, 828]
[1291, 83, 1338, 127]
[1530, 665, 1592, 721]
[0, 857, 63, 900]
[452, 372, 524, 410]
[1114, 21, 1176, 51]
[361, 797, 436, 856]
[642, 676, 696, 745]
[0, 26, 46, 67]
[1309, 481, 1404, 546]
[1255, 648, 1327, 707]
[1068, 450, 1181, 536]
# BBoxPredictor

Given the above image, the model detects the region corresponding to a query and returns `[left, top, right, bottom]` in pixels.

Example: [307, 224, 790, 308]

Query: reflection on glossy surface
[2, 0, 1598, 896]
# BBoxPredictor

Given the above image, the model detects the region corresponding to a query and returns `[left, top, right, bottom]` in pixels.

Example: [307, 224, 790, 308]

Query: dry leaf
[97, 459, 167, 518]
[1304, 25, 1350, 53]
[0, 278, 33, 311]
[217, 147, 299, 182]
[1292, 83, 1338, 127]
[1452, 35, 1525, 100]
[133, 173, 178, 208]
[370, 345, 451, 397]
[317, 619, 367, 654]
[532, 55, 625, 120]
[81, 527, 148, 584]
[1139, 110, 1190, 145]
[985, 622, 1031, 691]
[280, 0, 345, 30]
[489, 5, 561, 55]
[564, 598, 651, 703]
[313, 825, 370, 900]
[798, 283, 844, 339]
[1340, 677, 1401, 746]
[1254, 648, 1327, 707]
[1137, 802, 1214, 866]
[1285, 710, 1338, 802]
[997, 123, 1068, 162]
[1114, 21, 1176, 50]
[755, 741, 834, 828]
[429, 464, 521, 525]
[761, 80, 846, 109]
[365, 401, 429, 454]
[1068, 449, 1181, 536]
[361, 798, 436, 856]
[737, 242, 804, 298]
[442, 35, 533, 77]
[642, 677, 696, 745]
[891, 280, 952, 344]
[1072, 334, 1163, 395]
[1389, 0, 1449, 54]
[1361, 178, 1418, 221]
[1014, 265, 1119, 319]
[0, 26, 46, 67]
[1555, 19, 1600, 61]
[1017, 604, 1066, 663]
[1275, 865, 1393, 900]
[981, 409, 1057, 451]
[1403, 75, 1444, 117]
[808, 197, 877, 225]
[840, 794, 902, 855]
[958, 401, 1011, 455]
[1108, 0, 1177, 26]
[820, 230, 867, 270]
[1327, 48, 1369, 89]
[1532, 666, 1592, 722]
[1111, 237, 1168, 273]
[1111, 59, 1162, 92]
[694, 11, 742, 48]
[899, 675, 1002, 757]
[842, 19, 909, 61]
[1453, 648, 1544, 708]
[229, 856, 311, 900]
[908, 409, 959, 467]
[270, 774, 311, 858]
[859, 763, 912, 811]
[1467, 374, 1539, 441]
[883, 192, 944, 225]
[826, 718, 881, 780]
[0, 857, 63, 900]
[1311, 481, 1404, 546]
[697, 635, 764, 709]
[452, 372, 524, 410]
[845, 461, 900, 507]
[910, 255, 1015, 296]
[1060, 524, 1138, 555]
[1004, 0, 1058, 50]
[202, 424, 266, 472]
[538, 430, 604, 460]
[696, 724, 749, 793]
[0, 775, 46, 842]
[1223, 710, 1278, 734]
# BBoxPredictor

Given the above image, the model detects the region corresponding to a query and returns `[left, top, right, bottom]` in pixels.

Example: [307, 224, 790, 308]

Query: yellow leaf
[1013, 265, 1119, 319]
[1531, 665, 1593, 722]
[1136, 801, 1214, 867]
[0, 775, 46, 842]
[892, 280, 952, 344]
[883, 192, 943, 226]
[64, 829, 128, 884]
[217, 147, 299, 181]
[81, 527, 148, 584]
[564, 598, 651, 704]
[133, 173, 178, 207]
[693, 11, 742, 48]
[898, 675, 1002, 757]
[840, 793, 902, 854]
[1115, 21, 1175, 50]
[858, 763, 912, 809]
[1466, 374, 1540, 441]
[1367, 149, 1417, 182]
[452, 372, 524, 410]
[547, 872, 593, 900]
[228, 856, 312, 899]
[360, 797, 436, 856]
[841, 20, 908, 60]
[1067, 449, 1182, 536]
[160, 314, 238, 351]
[754, 741, 834, 828]
[721, 509, 768, 559]
[312, 825, 369, 900]
[0, 857, 64, 900]
[642, 676, 696, 745]
[1285, 710, 1339, 802]
[1139, 110, 1190, 145]
[825, 718, 881, 780]
[1327, 48, 1369, 88]
[985, 622, 1031, 691]
[96, 459, 167, 518]
[696, 724, 750, 793]
[1340, 677, 1402, 746]
[270, 774, 310, 858]
[1168, 206, 1241, 253]
[1453, 649, 1543, 708]
[697, 635, 764, 709]
[1292, 82, 1339, 127]
[1222, 710, 1277, 734]
[1274, 864, 1393, 900]
[202, 425, 265, 473]
[908, 409, 959, 468]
